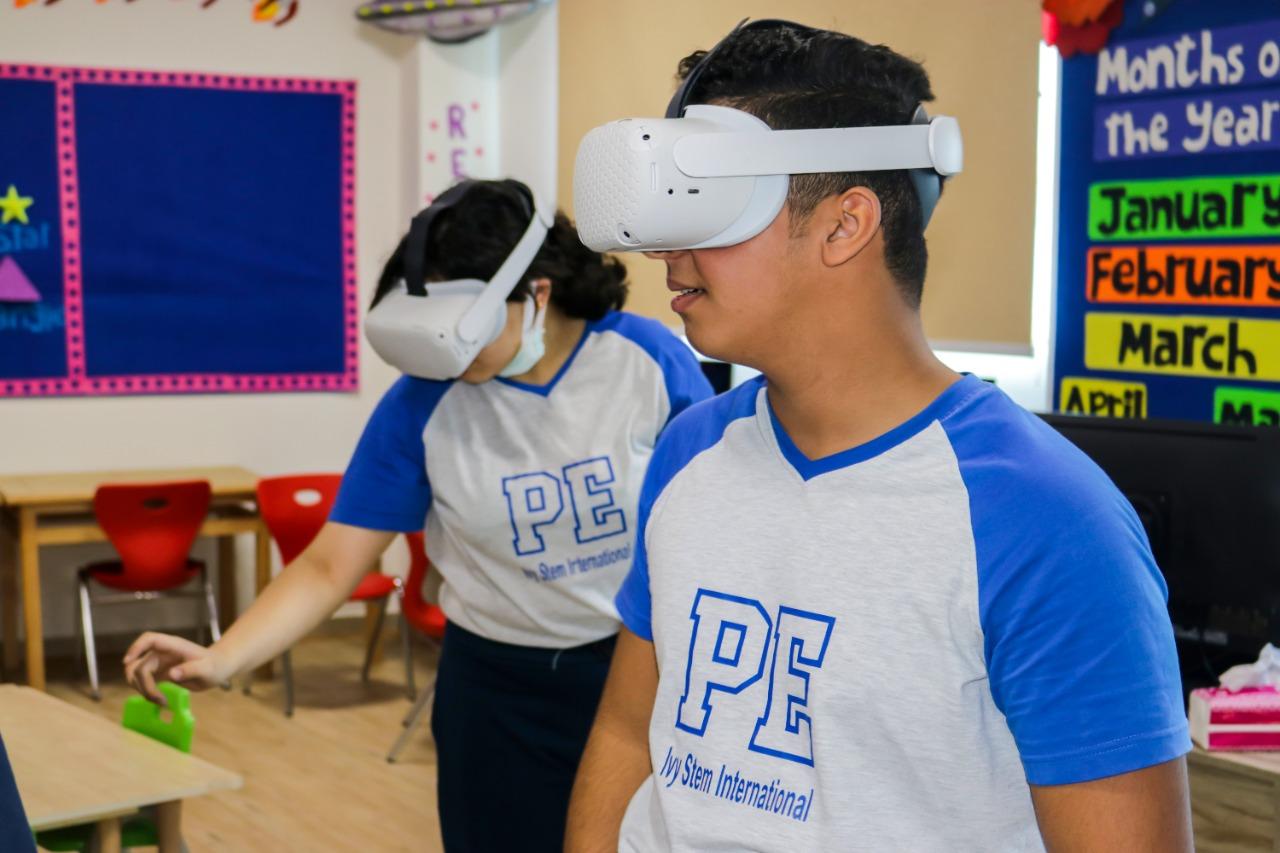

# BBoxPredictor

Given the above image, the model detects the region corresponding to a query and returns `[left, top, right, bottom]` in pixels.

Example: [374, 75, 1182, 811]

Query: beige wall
[558, 0, 1041, 349]
[0, 2, 420, 640]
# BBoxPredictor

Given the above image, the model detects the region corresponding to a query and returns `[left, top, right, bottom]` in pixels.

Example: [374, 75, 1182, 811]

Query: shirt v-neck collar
[763, 374, 984, 482]
[494, 321, 594, 398]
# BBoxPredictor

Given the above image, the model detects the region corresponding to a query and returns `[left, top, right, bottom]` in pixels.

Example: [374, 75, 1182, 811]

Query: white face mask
[498, 296, 547, 378]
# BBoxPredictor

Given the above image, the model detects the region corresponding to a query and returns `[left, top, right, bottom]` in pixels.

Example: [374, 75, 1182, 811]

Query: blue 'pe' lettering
[676, 589, 771, 736]
[562, 456, 627, 544]
[748, 607, 837, 766]
[501, 471, 563, 556]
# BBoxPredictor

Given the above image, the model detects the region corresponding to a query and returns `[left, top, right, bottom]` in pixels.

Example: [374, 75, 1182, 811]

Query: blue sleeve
[615, 379, 761, 641]
[947, 403, 1190, 786]
[598, 312, 714, 426]
[330, 376, 450, 533]
[615, 470, 659, 640]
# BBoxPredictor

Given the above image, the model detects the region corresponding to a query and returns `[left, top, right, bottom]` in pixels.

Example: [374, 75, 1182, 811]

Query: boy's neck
[760, 287, 959, 461]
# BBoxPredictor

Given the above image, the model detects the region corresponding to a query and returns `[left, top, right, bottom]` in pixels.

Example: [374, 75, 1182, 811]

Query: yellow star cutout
[0, 185, 34, 225]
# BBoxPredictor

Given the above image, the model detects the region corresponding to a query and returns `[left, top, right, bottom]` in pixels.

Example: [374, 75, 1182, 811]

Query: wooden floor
[41, 626, 445, 852]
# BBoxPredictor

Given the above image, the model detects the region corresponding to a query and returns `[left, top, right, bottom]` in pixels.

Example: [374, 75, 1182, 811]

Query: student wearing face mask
[122, 179, 713, 853]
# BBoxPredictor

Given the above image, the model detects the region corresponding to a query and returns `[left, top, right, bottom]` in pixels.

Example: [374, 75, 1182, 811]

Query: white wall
[495, 2, 559, 206]
[411, 24, 501, 201]
[409, 2, 558, 206]
[931, 44, 1061, 412]
[0, 2, 559, 644]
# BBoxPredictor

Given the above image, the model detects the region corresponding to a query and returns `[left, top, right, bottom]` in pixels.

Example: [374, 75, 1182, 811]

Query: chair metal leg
[360, 596, 388, 683]
[401, 672, 429, 727]
[399, 597, 415, 700]
[387, 678, 435, 763]
[73, 581, 84, 670]
[192, 571, 206, 645]
[202, 566, 222, 644]
[282, 648, 295, 718]
[78, 576, 100, 701]
[199, 567, 232, 690]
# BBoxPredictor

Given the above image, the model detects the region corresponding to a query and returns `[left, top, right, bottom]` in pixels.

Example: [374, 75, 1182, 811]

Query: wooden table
[1189, 746, 1280, 851]
[0, 466, 272, 691]
[1, 684, 242, 853]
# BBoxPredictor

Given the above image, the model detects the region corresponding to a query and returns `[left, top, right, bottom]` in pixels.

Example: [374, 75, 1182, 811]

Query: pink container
[1189, 686, 1280, 751]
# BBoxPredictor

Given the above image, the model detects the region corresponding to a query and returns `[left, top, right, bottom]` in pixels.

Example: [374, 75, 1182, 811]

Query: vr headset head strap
[403, 179, 544, 297]
[665, 20, 951, 227]
[403, 180, 476, 297]
[909, 105, 945, 228]
[455, 182, 553, 343]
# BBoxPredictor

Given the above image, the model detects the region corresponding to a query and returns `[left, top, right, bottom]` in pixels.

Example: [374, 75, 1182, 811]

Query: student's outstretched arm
[566, 627, 659, 853]
[123, 521, 394, 704]
[1030, 758, 1193, 852]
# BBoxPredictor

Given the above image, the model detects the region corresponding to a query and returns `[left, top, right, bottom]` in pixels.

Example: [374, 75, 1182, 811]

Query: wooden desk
[0, 684, 242, 853]
[0, 466, 272, 691]
[1189, 746, 1280, 851]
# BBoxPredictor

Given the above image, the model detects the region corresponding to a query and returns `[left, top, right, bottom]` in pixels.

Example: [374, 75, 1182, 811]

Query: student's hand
[123, 632, 225, 705]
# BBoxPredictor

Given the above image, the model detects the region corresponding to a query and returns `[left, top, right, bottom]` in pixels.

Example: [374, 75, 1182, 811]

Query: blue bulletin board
[0, 64, 357, 398]
[1052, 0, 1280, 425]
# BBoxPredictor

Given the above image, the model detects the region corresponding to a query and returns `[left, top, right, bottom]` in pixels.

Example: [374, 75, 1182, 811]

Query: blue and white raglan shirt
[615, 374, 1190, 852]
[330, 311, 712, 648]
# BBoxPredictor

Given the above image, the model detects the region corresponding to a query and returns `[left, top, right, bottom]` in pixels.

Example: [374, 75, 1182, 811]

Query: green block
[1089, 174, 1280, 241]
[121, 682, 195, 753]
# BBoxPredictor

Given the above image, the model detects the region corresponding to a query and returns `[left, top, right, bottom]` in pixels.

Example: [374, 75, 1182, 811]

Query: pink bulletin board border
[0, 63, 359, 398]
[53, 73, 85, 384]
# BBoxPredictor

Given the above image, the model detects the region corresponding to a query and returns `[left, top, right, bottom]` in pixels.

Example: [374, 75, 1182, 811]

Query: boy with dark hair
[566, 20, 1192, 852]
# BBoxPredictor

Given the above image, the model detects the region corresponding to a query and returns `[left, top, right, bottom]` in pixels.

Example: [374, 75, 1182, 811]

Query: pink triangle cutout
[0, 256, 41, 303]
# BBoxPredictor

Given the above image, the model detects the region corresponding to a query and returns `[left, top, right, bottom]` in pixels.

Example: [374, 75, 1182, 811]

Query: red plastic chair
[254, 474, 409, 716]
[401, 532, 446, 643]
[387, 531, 446, 763]
[77, 480, 215, 700]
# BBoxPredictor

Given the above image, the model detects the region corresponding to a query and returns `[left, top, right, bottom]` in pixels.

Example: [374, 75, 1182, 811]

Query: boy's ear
[819, 187, 881, 268]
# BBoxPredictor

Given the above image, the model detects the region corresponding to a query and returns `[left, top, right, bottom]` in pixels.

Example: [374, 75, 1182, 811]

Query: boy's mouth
[667, 279, 706, 314]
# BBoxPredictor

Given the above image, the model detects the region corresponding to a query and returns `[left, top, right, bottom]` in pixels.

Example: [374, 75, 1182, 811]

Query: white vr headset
[573, 19, 963, 254]
[365, 181, 553, 380]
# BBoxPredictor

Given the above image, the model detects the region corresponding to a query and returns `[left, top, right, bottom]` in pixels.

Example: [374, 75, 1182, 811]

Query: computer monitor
[1040, 414, 1280, 662]
[698, 360, 734, 395]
